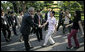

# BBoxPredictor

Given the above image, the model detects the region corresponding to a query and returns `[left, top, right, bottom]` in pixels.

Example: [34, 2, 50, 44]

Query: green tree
[1, 1, 13, 12]
[44, 1, 53, 10]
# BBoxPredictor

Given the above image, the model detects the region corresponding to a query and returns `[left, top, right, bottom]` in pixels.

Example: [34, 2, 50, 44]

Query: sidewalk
[1, 26, 84, 51]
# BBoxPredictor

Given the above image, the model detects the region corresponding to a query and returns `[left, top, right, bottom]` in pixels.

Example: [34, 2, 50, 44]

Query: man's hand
[38, 25, 42, 28]
[82, 32, 84, 36]
[66, 25, 69, 28]
[10, 25, 12, 29]
[42, 24, 45, 27]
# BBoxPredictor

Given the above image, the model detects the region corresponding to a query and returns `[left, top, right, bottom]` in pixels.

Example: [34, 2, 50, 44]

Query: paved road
[1, 26, 84, 51]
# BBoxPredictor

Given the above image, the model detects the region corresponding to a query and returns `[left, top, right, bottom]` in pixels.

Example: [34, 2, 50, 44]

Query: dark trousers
[19, 28, 36, 42]
[57, 20, 71, 33]
[57, 21, 65, 33]
[63, 24, 71, 33]
[22, 34, 31, 51]
[67, 29, 79, 47]
[1, 25, 11, 40]
[12, 25, 17, 35]
[36, 28, 43, 41]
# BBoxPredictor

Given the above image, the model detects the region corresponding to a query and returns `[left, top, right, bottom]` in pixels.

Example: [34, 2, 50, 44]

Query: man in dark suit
[57, 9, 65, 33]
[1, 10, 11, 42]
[34, 10, 44, 42]
[44, 9, 51, 31]
[20, 7, 40, 51]
[6, 11, 12, 27]
[10, 11, 18, 36]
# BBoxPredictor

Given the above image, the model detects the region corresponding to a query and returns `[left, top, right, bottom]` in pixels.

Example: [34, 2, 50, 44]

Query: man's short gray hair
[28, 7, 35, 12]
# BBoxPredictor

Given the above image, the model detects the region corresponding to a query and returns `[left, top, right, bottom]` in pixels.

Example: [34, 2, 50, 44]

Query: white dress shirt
[47, 17, 56, 31]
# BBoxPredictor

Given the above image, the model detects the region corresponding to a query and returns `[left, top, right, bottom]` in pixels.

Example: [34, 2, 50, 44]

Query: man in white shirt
[41, 11, 56, 47]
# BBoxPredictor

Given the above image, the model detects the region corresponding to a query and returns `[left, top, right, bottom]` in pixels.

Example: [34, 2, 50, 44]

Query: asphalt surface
[1, 26, 84, 51]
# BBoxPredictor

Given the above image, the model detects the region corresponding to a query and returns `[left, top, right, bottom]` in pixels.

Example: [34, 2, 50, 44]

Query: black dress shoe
[41, 45, 47, 47]
[8, 38, 12, 42]
[19, 39, 23, 42]
[15, 34, 18, 36]
[38, 40, 41, 42]
[29, 49, 33, 51]
[5, 38, 10, 42]
[26, 49, 31, 51]
[66, 46, 72, 49]
[41, 38, 43, 40]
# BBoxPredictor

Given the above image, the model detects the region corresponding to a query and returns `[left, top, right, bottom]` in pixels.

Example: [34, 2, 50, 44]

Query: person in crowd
[63, 9, 71, 34]
[17, 11, 24, 28]
[44, 8, 52, 31]
[1, 10, 11, 42]
[66, 11, 84, 49]
[34, 10, 44, 42]
[81, 20, 84, 37]
[17, 11, 24, 42]
[6, 11, 12, 27]
[67, 9, 72, 33]
[20, 7, 41, 51]
[41, 11, 57, 47]
[10, 11, 18, 36]
[57, 9, 64, 32]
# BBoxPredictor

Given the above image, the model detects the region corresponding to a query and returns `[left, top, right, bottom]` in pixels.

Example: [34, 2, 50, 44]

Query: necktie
[38, 15, 41, 25]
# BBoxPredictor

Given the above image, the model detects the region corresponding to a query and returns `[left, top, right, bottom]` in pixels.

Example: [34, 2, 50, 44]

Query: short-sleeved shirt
[47, 17, 56, 31]
[64, 14, 71, 24]
[72, 17, 81, 30]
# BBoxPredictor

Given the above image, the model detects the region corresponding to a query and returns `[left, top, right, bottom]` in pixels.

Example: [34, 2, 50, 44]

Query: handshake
[38, 22, 47, 28]
[38, 24, 45, 28]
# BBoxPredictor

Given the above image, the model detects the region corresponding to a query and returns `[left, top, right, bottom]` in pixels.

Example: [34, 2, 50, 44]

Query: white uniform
[43, 17, 56, 46]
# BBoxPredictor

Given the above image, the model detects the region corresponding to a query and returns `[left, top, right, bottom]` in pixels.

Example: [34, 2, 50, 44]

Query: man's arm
[14, 16, 18, 26]
[78, 21, 84, 35]
[66, 23, 73, 28]
[42, 21, 48, 27]
[26, 16, 38, 27]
